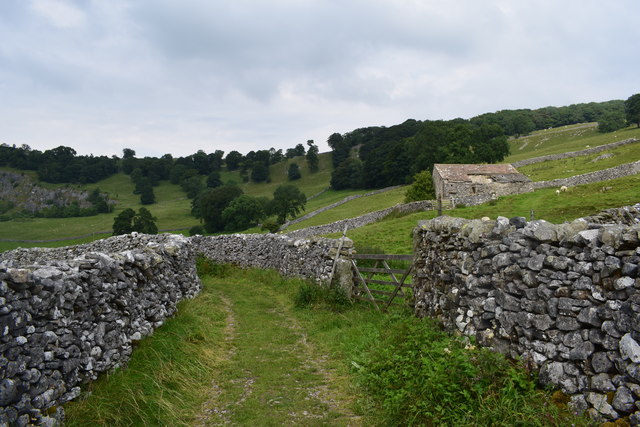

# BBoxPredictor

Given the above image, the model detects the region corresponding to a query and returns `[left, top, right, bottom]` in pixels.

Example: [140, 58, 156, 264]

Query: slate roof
[433, 164, 530, 183]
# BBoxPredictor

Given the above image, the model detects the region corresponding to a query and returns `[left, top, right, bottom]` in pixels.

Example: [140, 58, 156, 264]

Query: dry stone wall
[191, 233, 354, 286]
[284, 200, 436, 239]
[413, 205, 640, 422]
[0, 233, 200, 426]
[278, 185, 402, 232]
[512, 138, 639, 167]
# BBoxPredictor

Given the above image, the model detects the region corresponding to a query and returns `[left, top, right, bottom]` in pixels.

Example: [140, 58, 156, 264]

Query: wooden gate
[351, 253, 414, 312]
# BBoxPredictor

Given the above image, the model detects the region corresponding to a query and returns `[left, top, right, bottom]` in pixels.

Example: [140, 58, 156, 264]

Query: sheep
[556, 189, 560, 196]
[560, 185, 568, 192]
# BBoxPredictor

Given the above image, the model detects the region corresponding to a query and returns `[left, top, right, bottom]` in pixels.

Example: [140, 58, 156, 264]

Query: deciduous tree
[271, 185, 306, 223]
[625, 93, 640, 128]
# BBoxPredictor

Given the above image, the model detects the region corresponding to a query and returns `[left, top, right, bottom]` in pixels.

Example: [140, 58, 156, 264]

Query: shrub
[189, 225, 205, 236]
[294, 282, 352, 312]
[261, 219, 280, 233]
[353, 315, 582, 426]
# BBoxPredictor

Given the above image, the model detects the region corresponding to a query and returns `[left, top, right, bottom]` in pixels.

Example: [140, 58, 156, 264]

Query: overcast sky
[1, 0, 638, 158]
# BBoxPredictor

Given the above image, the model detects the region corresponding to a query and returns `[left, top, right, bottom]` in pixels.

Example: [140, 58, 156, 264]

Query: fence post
[328, 225, 348, 287]
[437, 197, 442, 216]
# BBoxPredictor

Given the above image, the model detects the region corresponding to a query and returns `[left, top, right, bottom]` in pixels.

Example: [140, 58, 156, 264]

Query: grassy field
[287, 186, 408, 231]
[331, 173, 640, 254]
[504, 124, 640, 164]
[518, 139, 640, 181]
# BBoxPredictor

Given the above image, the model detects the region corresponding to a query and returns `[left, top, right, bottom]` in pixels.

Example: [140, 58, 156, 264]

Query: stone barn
[433, 163, 531, 203]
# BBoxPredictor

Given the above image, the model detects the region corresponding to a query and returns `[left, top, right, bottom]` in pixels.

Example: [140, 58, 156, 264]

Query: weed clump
[353, 315, 588, 426]
[196, 256, 235, 277]
[294, 282, 352, 312]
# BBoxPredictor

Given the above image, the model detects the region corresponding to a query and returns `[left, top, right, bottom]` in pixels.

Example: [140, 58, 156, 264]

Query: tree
[112, 207, 158, 235]
[598, 112, 627, 133]
[287, 163, 301, 180]
[625, 94, 640, 128]
[330, 158, 363, 190]
[181, 175, 204, 199]
[306, 140, 319, 172]
[113, 208, 136, 235]
[271, 184, 306, 223]
[139, 185, 156, 205]
[133, 207, 158, 234]
[206, 171, 222, 188]
[404, 171, 436, 202]
[328, 133, 350, 168]
[221, 195, 266, 231]
[250, 163, 269, 182]
[192, 184, 243, 232]
[294, 143, 306, 156]
[225, 151, 243, 170]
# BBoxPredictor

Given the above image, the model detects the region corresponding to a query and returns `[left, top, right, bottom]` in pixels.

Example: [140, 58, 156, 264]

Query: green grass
[64, 265, 588, 426]
[518, 140, 640, 181]
[64, 274, 230, 426]
[0, 174, 196, 250]
[504, 124, 640, 164]
[334, 173, 640, 254]
[65, 264, 369, 426]
[287, 186, 408, 231]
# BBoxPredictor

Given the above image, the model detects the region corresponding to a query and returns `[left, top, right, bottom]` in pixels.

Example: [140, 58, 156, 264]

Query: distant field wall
[512, 137, 639, 167]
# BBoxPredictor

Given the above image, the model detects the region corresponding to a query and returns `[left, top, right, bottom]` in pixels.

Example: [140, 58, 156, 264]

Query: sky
[1, 0, 639, 158]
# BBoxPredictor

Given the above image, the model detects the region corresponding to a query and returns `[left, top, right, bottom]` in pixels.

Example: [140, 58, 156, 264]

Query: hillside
[1, 124, 640, 253]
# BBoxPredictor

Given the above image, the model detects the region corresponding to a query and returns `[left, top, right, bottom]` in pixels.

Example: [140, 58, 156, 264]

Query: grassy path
[195, 273, 362, 426]
[64, 266, 367, 426]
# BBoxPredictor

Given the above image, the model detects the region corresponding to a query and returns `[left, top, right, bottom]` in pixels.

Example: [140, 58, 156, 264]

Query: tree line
[327, 96, 639, 191]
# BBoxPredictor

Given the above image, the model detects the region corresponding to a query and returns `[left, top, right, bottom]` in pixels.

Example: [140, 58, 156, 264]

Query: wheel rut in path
[195, 281, 362, 426]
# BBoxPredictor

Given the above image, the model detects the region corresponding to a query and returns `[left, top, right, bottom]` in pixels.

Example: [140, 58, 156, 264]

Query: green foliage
[112, 208, 136, 235]
[260, 218, 280, 233]
[625, 93, 640, 128]
[330, 158, 363, 190]
[225, 150, 243, 170]
[139, 184, 155, 205]
[191, 184, 243, 233]
[195, 256, 234, 277]
[180, 175, 204, 199]
[221, 194, 265, 231]
[206, 171, 222, 188]
[132, 207, 158, 234]
[328, 132, 351, 168]
[250, 162, 269, 182]
[293, 282, 352, 312]
[189, 225, 205, 236]
[305, 140, 319, 172]
[597, 111, 627, 133]
[354, 315, 578, 426]
[112, 207, 157, 235]
[404, 170, 435, 202]
[287, 162, 301, 180]
[270, 184, 306, 223]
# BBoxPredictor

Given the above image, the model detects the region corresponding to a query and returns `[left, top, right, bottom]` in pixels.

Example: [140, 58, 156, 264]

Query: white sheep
[560, 185, 568, 192]
[556, 189, 560, 196]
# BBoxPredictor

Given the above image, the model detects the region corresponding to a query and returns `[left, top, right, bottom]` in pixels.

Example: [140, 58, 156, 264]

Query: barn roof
[433, 164, 530, 183]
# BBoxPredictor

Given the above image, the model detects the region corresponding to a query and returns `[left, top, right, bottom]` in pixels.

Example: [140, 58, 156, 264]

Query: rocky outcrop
[0, 233, 200, 425]
[413, 205, 640, 421]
